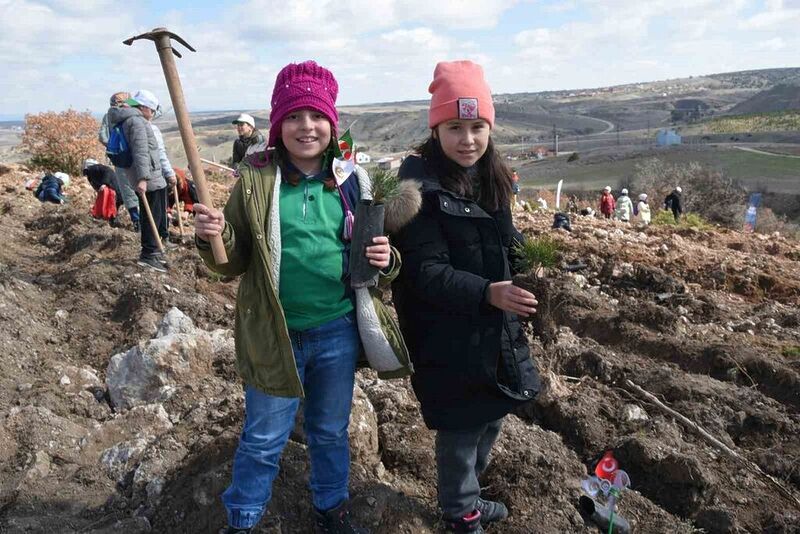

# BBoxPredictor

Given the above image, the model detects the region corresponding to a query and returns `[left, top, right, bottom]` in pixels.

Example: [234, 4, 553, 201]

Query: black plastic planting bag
[350, 200, 385, 288]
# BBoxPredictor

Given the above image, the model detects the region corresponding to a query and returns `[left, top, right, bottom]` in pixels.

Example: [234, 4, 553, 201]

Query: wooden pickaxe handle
[126, 28, 227, 264]
[138, 191, 164, 253]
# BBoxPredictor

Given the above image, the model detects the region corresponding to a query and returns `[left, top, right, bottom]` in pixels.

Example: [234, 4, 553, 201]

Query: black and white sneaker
[137, 255, 168, 272]
[476, 498, 508, 524]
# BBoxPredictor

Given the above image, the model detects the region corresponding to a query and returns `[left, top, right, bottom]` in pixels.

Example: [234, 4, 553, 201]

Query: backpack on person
[106, 122, 133, 168]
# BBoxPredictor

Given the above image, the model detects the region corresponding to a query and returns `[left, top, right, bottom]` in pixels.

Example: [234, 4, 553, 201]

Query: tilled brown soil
[1, 163, 799, 533]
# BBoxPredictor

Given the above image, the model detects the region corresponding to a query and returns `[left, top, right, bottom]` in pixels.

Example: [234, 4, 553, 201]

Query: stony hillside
[1, 163, 799, 533]
[729, 84, 800, 115]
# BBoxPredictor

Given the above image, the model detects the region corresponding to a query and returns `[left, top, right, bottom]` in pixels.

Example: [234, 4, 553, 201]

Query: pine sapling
[512, 235, 562, 345]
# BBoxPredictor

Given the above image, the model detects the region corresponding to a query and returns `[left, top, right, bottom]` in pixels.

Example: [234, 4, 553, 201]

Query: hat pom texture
[268, 60, 339, 149]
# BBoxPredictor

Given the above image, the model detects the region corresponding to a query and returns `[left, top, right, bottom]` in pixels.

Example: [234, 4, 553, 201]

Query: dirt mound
[1, 163, 799, 533]
[729, 83, 800, 115]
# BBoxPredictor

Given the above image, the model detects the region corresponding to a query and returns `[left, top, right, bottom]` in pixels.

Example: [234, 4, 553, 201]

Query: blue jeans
[222, 312, 360, 529]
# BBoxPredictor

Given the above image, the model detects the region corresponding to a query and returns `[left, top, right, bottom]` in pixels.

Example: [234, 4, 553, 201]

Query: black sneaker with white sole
[137, 255, 168, 272]
[475, 498, 508, 524]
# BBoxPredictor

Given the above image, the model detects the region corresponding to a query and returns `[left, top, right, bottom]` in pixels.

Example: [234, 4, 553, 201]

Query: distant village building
[671, 99, 711, 122]
[656, 129, 682, 146]
[376, 157, 401, 170]
[531, 146, 549, 159]
[355, 152, 371, 164]
[533, 146, 550, 159]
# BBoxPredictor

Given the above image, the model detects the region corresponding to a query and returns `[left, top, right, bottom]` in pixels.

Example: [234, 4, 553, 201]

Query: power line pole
[553, 123, 559, 156]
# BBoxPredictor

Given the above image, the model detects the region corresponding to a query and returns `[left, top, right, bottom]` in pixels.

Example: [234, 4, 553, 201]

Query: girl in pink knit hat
[193, 60, 414, 534]
[390, 60, 541, 533]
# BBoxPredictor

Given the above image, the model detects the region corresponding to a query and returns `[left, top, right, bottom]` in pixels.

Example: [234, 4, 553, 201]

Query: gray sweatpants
[435, 418, 503, 519]
[113, 166, 139, 211]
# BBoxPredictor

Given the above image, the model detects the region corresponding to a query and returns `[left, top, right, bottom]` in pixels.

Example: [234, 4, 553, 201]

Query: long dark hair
[415, 134, 512, 212]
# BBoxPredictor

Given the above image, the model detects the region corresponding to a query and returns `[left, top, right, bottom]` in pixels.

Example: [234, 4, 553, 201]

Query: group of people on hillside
[192, 59, 538, 534]
[89, 90, 198, 272]
[598, 185, 683, 224]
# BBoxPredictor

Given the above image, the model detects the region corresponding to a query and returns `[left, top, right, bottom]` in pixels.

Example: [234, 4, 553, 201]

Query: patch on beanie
[458, 98, 478, 120]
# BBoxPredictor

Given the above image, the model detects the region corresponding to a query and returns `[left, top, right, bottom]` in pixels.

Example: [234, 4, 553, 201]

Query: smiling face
[280, 108, 332, 174]
[434, 118, 490, 168]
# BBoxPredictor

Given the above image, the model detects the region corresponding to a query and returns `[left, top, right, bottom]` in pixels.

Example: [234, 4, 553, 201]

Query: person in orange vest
[167, 167, 199, 217]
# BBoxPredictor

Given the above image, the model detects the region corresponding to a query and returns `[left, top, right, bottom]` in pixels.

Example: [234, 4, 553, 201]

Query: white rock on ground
[156, 307, 197, 337]
[106, 308, 217, 410]
[349, 383, 380, 469]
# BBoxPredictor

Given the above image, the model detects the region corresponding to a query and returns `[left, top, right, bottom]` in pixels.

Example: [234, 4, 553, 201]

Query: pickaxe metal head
[123, 27, 195, 58]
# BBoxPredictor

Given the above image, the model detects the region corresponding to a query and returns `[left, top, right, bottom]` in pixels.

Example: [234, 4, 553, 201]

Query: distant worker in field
[615, 188, 633, 222]
[599, 186, 615, 219]
[99, 91, 141, 231]
[168, 167, 199, 216]
[231, 113, 265, 166]
[567, 195, 579, 214]
[664, 186, 683, 222]
[34, 172, 68, 204]
[511, 169, 521, 208]
[636, 193, 651, 225]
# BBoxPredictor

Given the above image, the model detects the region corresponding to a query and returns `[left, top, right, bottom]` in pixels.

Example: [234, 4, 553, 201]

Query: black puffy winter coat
[391, 155, 540, 431]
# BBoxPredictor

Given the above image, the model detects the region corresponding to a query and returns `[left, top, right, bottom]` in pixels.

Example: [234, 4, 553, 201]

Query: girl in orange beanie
[390, 60, 541, 533]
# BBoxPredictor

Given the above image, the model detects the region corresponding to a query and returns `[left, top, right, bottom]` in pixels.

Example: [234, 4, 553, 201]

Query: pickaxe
[124, 27, 227, 264]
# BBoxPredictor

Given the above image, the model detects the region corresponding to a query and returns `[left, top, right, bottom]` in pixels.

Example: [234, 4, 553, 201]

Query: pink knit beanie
[268, 60, 339, 149]
[428, 60, 495, 129]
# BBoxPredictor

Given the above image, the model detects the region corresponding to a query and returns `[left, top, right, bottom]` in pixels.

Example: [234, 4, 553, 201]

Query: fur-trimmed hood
[383, 179, 422, 234]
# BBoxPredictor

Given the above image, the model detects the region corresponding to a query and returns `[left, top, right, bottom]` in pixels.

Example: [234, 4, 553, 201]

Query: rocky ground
[0, 162, 799, 533]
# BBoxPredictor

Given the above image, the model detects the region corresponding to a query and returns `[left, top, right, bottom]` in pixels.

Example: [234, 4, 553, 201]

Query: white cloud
[0, 0, 797, 116]
[756, 37, 787, 50]
[233, 0, 518, 38]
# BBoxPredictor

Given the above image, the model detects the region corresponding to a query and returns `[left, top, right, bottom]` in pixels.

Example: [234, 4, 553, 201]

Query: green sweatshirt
[278, 176, 353, 331]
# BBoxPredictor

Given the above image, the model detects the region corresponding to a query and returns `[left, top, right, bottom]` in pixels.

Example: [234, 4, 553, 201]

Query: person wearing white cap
[599, 186, 615, 219]
[615, 187, 633, 222]
[231, 113, 264, 166]
[107, 89, 171, 272]
[636, 193, 651, 225]
[664, 186, 683, 222]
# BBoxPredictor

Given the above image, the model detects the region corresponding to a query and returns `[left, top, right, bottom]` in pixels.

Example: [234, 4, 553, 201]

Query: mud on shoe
[314, 500, 369, 534]
[444, 510, 484, 533]
[475, 498, 508, 524]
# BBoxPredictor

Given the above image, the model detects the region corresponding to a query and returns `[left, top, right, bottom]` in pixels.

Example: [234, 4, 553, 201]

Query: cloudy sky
[1, 0, 798, 119]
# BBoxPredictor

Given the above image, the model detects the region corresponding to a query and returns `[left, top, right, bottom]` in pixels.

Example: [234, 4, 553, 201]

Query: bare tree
[633, 158, 747, 226]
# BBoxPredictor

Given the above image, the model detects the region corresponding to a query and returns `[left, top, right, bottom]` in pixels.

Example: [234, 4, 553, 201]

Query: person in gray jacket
[149, 117, 177, 247]
[99, 91, 141, 230]
[107, 89, 170, 272]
